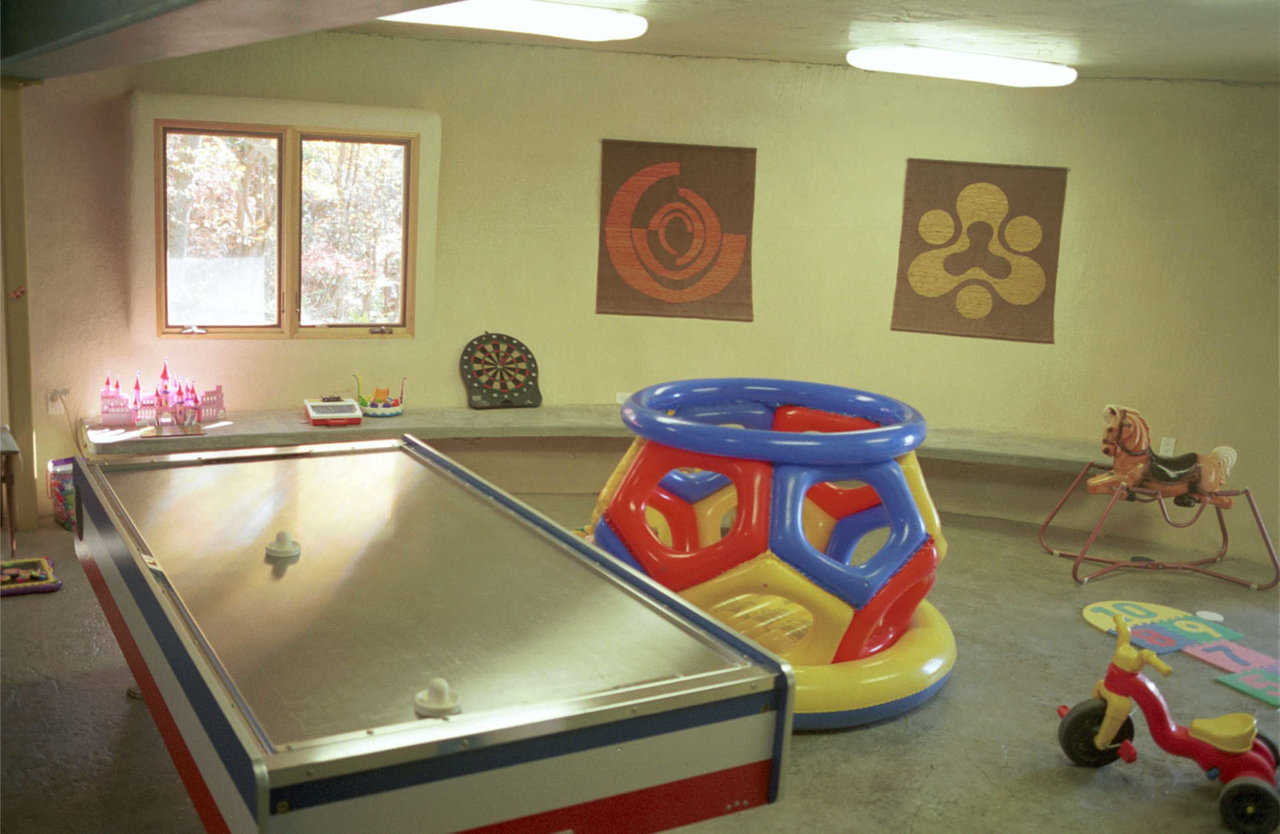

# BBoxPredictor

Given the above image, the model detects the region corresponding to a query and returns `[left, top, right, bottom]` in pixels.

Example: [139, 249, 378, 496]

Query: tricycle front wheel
[1219, 776, 1279, 834]
[1058, 698, 1134, 768]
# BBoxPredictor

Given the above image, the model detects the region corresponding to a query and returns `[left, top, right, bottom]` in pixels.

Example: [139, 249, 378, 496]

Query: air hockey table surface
[74, 436, 792, 833]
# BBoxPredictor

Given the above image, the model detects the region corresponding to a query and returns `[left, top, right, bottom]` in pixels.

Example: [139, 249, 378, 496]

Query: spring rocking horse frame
[1039, 405, 1279, 590]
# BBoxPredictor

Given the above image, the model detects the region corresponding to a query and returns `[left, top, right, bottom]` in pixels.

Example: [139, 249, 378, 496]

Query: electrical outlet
[1159, 436, 1175, 457]
[47, 387, 70, 415]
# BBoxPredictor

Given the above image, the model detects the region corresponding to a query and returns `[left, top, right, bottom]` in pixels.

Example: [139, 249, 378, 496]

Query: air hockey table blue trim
[271, 691, 776, 813]
[401, 434, 793, 802]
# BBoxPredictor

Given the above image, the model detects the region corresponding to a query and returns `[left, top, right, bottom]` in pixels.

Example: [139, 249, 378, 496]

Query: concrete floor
[3, 506, 1278, 833]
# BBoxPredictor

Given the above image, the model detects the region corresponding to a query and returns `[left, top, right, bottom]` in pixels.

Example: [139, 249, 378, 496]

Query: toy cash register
[304, 398, 363, 426]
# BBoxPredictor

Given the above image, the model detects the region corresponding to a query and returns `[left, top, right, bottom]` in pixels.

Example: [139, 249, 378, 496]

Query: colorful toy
[45, 458, 75, 532]
[587, 378, 954, 729]
[303, 398, 363, 426]
[1040, 405, 1279, 590]
[98, 361, 225, 431]
[1058, 614, 1278, 834]
[1, 557, 62, 596]
[353, 375, 406, 417]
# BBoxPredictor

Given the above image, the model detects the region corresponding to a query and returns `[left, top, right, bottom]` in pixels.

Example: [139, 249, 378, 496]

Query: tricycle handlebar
[1112, 614, 1174, 677]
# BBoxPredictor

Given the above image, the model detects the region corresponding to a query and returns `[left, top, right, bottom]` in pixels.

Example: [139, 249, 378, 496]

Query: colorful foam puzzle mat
[1184, 641, 1280, 674]
[1217, 668, 1280, 706]
[1, 558, 62, 596]
[1082, 600, 1279, 706]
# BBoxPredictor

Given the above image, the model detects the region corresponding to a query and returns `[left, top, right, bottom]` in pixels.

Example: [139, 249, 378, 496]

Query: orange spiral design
[604, 162, 747, 303]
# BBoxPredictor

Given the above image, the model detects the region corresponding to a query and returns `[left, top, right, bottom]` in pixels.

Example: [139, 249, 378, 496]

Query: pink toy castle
[98, 361, 225, 429]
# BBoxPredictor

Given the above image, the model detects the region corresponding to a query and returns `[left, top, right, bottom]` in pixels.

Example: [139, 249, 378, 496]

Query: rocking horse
[1040, 405, 1278, 590]
[1087, 406, 1237, 507]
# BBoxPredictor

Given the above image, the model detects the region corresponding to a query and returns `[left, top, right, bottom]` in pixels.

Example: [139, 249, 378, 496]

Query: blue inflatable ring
[621, 378, 926, 465]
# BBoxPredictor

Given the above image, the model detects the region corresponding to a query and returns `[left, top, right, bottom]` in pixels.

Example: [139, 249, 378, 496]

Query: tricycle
[1057, 614, 1278, 833]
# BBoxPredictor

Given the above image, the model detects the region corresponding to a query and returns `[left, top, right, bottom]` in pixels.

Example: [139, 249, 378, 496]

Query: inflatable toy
[588, 378, 955, 729]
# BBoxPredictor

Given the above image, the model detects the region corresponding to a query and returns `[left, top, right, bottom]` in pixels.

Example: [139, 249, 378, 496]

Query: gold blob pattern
[906, 181, 1047, 320]
[917, 209, 955, 245]
[955, 284, 994, 319]
[1004, 214, 1043, 253]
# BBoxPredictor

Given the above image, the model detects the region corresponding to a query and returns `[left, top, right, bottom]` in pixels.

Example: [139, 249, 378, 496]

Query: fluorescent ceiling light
[846, 46, 1077, 87]
[380, 0, 648, 42]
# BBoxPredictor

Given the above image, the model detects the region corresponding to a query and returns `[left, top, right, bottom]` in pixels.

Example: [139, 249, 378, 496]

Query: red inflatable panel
[644, 486, 701, 553]
[806, 481, 882, 519]
[604, 442, 771, 591]
[831, 539, 938, 663]
[772, 406, 881, 434]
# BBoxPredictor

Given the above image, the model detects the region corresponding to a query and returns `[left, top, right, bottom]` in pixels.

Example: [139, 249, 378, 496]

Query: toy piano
[74, 436, 792, 833]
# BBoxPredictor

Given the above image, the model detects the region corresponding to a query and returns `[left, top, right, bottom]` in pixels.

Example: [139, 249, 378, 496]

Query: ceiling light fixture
[379, 0, 648, 42]
[845, 46, 1077, 87]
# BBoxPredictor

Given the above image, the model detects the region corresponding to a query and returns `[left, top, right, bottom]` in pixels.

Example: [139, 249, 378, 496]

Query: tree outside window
[300, 138, 408, 327]
[158, 121, 416, 337]
[164, 130, 280, 327]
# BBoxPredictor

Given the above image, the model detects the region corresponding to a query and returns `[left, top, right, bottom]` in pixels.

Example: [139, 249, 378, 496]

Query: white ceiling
[353, 0, 1280, 83]
[3, 0, 1277, 84]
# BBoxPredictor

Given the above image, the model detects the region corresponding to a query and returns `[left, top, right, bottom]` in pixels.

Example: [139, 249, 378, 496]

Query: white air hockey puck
[265, 530, 301, 560]
[415, 678, 461, 718]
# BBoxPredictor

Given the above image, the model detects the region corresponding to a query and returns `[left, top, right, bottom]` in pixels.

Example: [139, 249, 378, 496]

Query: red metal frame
[1039, 461, 1280, 590]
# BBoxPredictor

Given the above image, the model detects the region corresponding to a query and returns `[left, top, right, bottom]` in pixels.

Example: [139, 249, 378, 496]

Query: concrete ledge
[80, 404, 629, 456]
[81, 405, 1103, 474]
[920, 428, 1102, 474]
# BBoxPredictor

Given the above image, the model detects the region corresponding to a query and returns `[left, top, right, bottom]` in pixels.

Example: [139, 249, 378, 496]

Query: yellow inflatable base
[792, 600, 956, 729]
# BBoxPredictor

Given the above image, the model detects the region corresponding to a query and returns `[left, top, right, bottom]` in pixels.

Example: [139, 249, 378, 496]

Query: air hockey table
[74, 436, 792, 833]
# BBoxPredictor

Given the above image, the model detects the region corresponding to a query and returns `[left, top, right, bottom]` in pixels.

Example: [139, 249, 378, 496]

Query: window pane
[300, 138, 407, 326]
[164, 131, 279, 326]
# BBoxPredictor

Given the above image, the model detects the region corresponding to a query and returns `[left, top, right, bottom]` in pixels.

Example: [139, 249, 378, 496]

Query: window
[157, 120, 417, 337]
[163, 128, 281, 328]
[300, 137, 408, 328]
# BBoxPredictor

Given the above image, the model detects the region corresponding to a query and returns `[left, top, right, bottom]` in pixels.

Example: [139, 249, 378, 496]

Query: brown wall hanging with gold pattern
[596, 140, 755, 321]
[892, 158, 1067, 343]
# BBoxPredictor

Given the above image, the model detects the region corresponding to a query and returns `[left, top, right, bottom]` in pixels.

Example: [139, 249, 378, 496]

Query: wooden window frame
[155, 119, 418, 339]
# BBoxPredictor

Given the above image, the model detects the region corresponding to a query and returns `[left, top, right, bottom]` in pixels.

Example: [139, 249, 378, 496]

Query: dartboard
[459, 332, 542, 409]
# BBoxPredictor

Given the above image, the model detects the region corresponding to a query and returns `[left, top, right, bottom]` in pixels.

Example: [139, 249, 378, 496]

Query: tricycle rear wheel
[1258, 733, 1279, 770]
[1058, 698, 1135, 768]
[1219, 776, 1279, 834]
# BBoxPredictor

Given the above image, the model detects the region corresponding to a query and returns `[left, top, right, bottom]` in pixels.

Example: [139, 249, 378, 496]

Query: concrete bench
[81, 405, 1100, 473]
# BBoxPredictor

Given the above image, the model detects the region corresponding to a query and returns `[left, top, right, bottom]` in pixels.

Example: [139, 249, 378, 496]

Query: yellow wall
[14, 32, 1279, 538]
[3, 82, 40, 528]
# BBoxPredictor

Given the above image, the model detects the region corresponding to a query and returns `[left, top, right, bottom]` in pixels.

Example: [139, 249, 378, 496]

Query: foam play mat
[1082, 600, 1278, 706]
